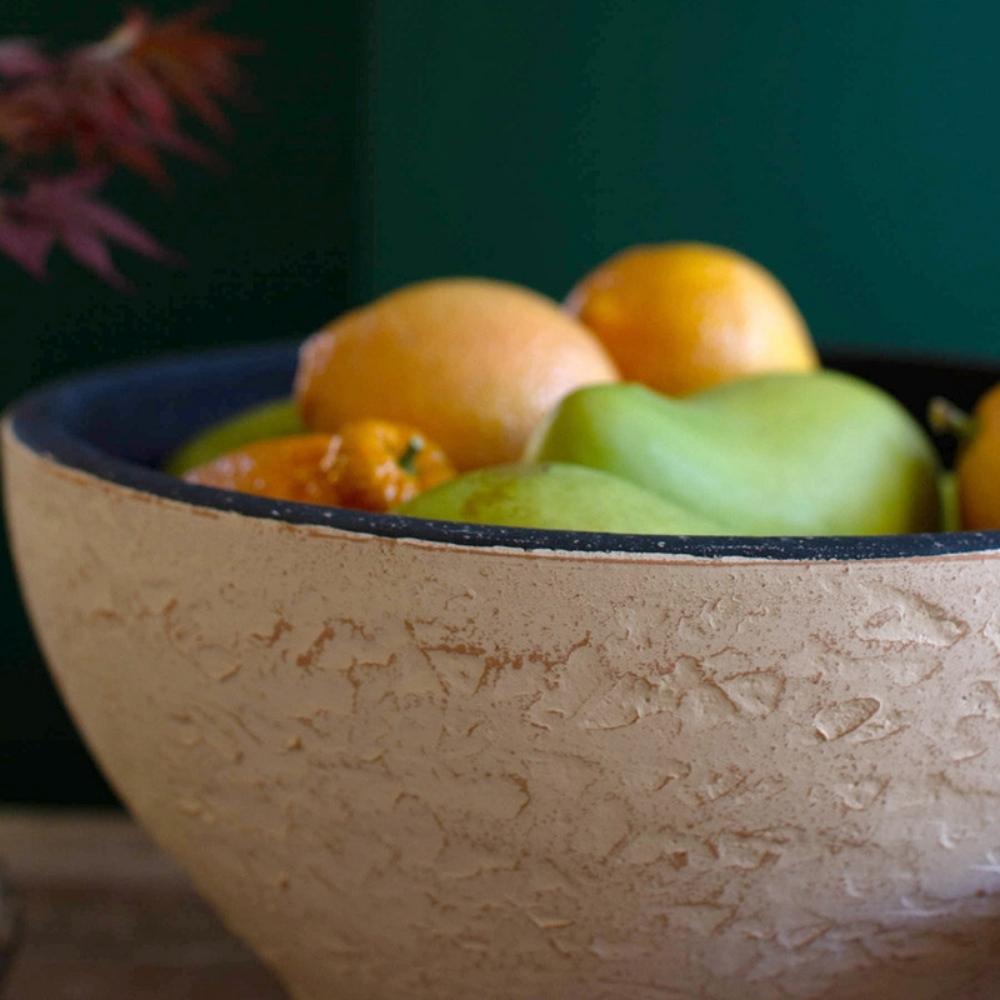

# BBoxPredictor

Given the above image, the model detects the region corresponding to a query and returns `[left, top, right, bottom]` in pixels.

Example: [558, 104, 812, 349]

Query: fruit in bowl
[295, 277, 621, 471]
[564, 242, 819, 396]
[525, 373, 941, 535]
[5, 244, 1000, 1000]
[167, 245, 958, 538]
[931, 383, 1000, 531]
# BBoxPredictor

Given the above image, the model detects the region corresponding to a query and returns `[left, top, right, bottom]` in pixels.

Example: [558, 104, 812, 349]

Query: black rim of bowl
[7, 342, 1000, 562]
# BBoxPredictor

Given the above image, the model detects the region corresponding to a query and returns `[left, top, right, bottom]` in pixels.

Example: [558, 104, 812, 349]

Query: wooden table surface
[0, 810, 287, 999]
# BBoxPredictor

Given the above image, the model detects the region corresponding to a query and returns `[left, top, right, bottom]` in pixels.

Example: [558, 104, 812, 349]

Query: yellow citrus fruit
[958, 383, 1000, 531]
[295, 278, 620, 470]
[565, 242, 819, 396]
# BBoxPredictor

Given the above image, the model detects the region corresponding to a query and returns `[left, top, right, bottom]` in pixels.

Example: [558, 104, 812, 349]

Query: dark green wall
[3, 0, 1000, 804]
[363, 1, 1000, 360]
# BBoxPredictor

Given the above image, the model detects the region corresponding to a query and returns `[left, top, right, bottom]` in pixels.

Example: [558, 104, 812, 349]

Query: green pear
[528, 372, 941, 535]
[397, 463, 726, 534]
[165, 398, 305, 475]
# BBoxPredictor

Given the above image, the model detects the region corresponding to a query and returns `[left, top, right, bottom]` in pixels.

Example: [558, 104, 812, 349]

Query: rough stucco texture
[6, 431, 1000, 1000]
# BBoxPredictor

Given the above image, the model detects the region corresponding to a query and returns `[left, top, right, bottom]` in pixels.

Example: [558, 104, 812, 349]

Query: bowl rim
[6, 342, 1000, 562]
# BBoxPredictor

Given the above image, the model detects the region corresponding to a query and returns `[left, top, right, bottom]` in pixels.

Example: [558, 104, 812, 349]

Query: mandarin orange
[327, 419, 455, 511]
[565, 243, 818, 396]
[184, 421, 456, 512]
[184, 434, 339, 505]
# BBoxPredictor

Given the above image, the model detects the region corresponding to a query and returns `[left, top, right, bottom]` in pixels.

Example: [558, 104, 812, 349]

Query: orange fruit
[957, 383, 1000, 530]
[183, 421, 456, 512]
[565, 242, 818, 396]
[185, 434, 340, 505]
[326, 419, 455, 511]
[295, 278, 620, 470]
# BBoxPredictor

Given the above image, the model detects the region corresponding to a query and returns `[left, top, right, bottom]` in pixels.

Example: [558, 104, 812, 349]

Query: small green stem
[397, 436, 424, 473]
[928, 396, 977, 442]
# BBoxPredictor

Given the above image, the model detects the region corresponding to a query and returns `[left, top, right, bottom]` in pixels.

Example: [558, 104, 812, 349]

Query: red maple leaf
[57, 7, 256, 183]
[0, 169, 172, 288]
[0, 7, 253, 284]
[0, 39, 53, 79]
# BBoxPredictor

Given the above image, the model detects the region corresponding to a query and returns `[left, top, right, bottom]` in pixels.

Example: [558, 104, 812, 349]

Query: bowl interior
[8, 343, 1000, 560]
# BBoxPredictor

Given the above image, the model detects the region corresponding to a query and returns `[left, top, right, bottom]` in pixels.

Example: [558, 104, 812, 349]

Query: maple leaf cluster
[0, 7, 253, 287]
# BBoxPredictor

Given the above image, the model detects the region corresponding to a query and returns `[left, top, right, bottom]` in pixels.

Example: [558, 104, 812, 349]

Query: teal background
[362, 1, 1000, 357]
[2, 0, 999, 803]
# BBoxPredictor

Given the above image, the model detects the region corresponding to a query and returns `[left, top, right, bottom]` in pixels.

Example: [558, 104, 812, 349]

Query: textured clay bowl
[4, 345, 1000, 1000]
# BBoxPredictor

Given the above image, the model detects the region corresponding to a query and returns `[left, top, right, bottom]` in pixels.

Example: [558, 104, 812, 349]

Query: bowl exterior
[6, 428, 1000, 1000]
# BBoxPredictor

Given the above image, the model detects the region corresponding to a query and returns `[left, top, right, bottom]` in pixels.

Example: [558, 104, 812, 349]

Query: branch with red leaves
[0, 7, 253, 287]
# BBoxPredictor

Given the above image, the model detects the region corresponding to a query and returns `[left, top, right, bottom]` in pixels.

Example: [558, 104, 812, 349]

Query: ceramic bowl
[4, 345, 1000, 1000]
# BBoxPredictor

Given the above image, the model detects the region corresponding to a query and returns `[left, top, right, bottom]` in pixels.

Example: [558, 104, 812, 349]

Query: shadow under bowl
[3, 344, 1000, 1000]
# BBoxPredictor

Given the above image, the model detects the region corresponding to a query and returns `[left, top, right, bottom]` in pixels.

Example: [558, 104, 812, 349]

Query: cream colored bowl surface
[5, 346, 1000, 1000]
